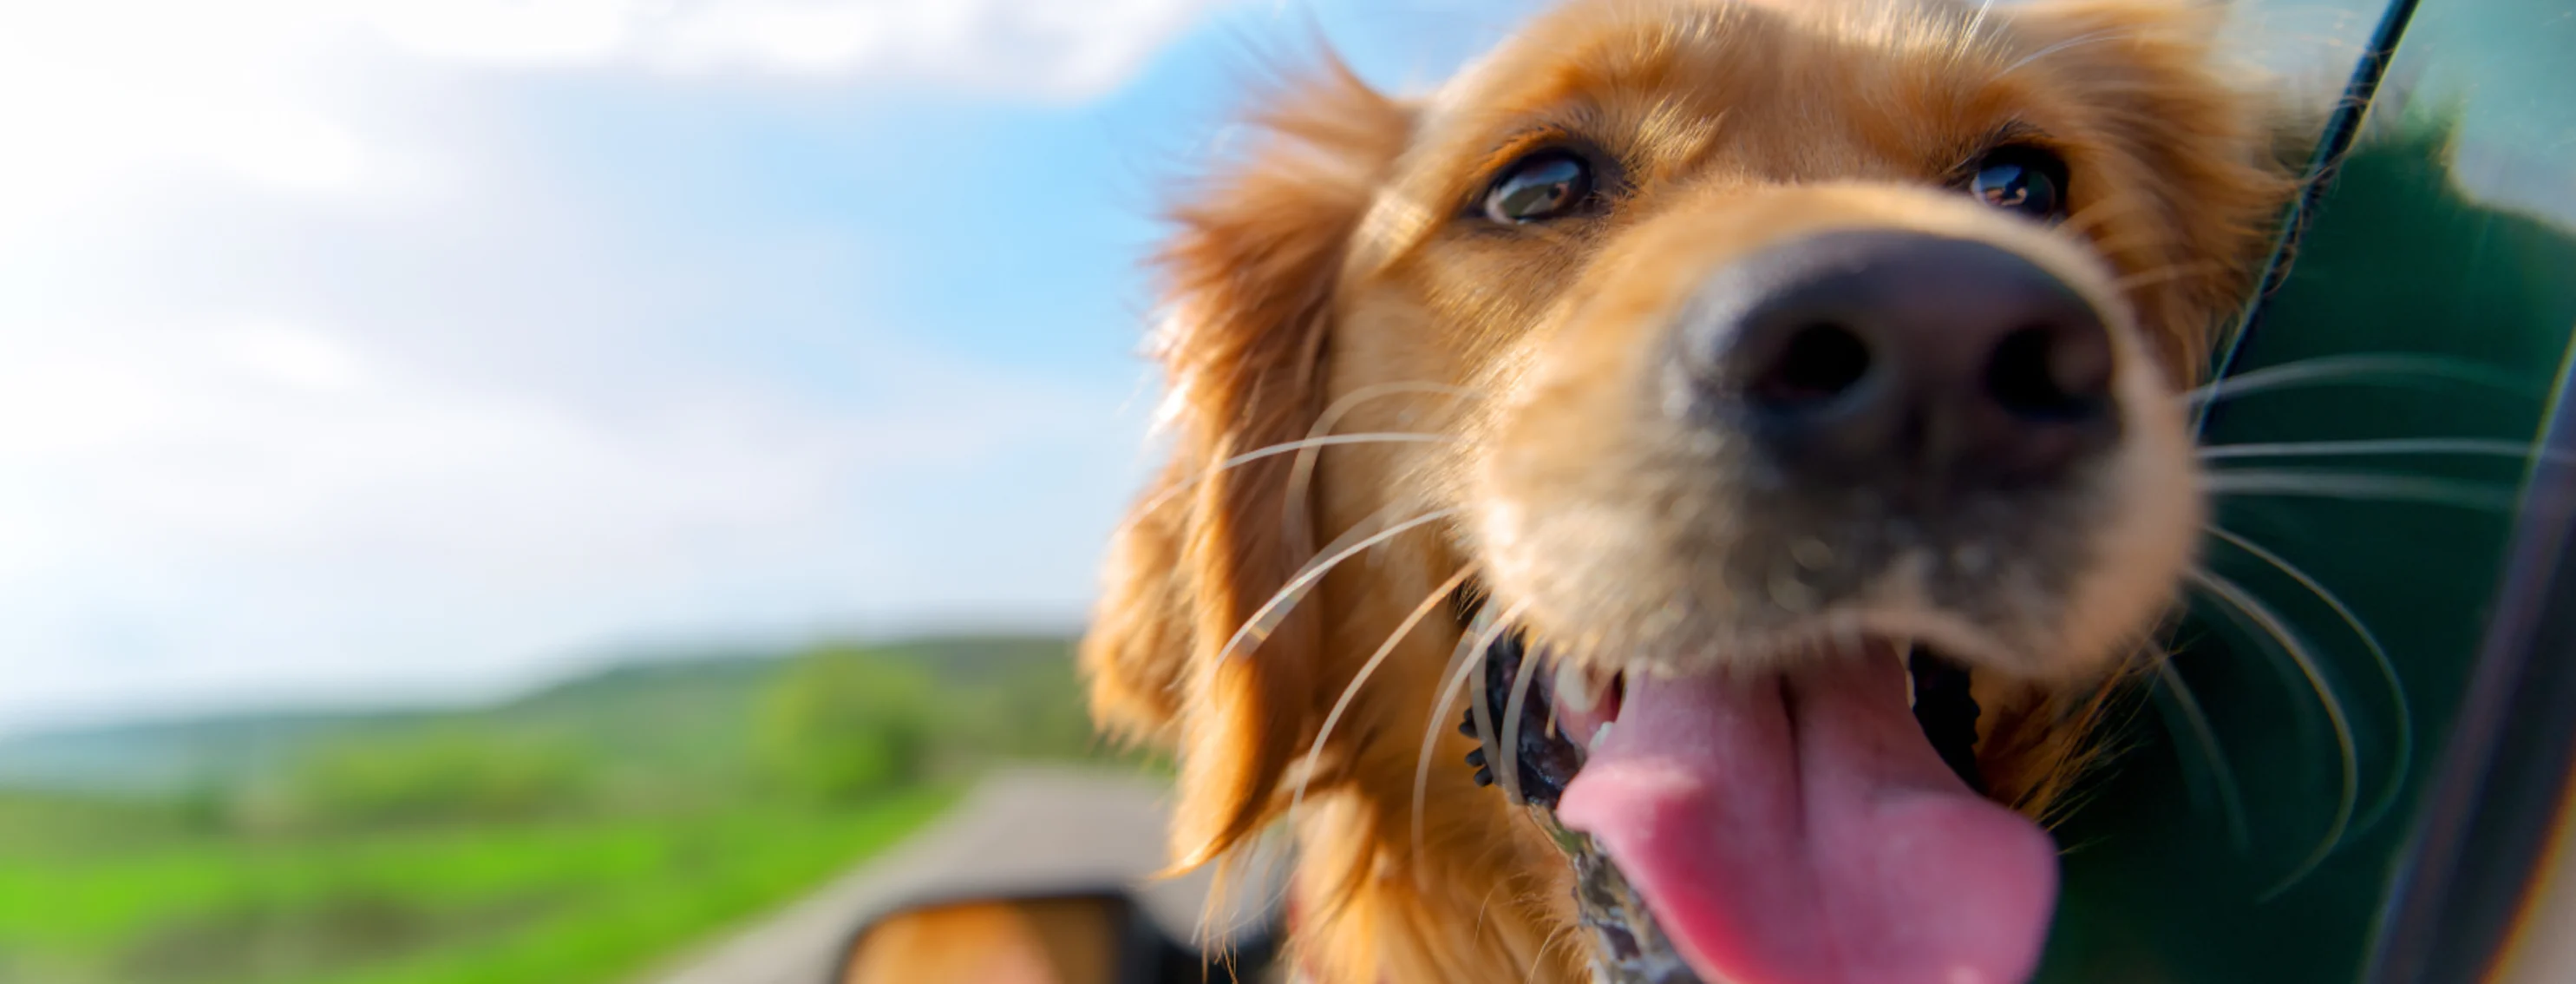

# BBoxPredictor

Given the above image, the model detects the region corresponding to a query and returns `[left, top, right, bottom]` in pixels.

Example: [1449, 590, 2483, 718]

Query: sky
[0, 0, 1549, 732]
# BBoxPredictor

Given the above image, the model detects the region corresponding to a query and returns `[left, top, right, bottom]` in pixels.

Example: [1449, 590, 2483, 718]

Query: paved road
[635, 766, 1285, 984]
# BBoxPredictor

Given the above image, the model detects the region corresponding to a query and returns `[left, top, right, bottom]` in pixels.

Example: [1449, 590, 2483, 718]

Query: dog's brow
[1473, 125, 1580, 178]
[1941, 120, 2055, 181]
[1457, 92, 1624, 160]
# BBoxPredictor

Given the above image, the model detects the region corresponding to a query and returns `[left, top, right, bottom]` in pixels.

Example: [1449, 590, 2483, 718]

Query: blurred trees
[756, 649, 938, 801]
[156, 635, 1125, 834]
[0, 636, 1121, 845]
[255, 730, 592, 830]
[754, 638, 1115, 802]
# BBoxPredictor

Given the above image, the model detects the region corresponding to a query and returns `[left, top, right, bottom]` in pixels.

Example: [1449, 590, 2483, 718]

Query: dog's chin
[1471, 611, 2060, 984]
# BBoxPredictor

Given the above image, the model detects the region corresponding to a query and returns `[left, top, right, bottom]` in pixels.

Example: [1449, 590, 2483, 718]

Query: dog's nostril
[1753, 323, 1873, 408]
[1682, 230, 2124, 489]
[1983, 323, 2112, 421]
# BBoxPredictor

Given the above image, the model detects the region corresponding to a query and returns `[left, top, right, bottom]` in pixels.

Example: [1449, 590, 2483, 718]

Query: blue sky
[0, 0, 1549, 731]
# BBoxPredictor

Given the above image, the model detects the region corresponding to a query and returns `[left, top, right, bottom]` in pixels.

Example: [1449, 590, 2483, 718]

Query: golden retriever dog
[1082, 0, 2290, 981]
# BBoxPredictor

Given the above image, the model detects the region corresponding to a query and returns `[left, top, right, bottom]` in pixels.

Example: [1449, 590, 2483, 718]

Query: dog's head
[1084, 1, 2288, 981]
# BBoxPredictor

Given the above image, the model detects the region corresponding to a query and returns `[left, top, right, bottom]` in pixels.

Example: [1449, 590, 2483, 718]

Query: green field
[0, 793, 951, 984]
[0, 635, 1108, 984]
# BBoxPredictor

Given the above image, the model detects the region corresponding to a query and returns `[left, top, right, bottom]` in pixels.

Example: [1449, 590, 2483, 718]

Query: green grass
[0, 635, 1102, 984]
[0, 790, 956, 984]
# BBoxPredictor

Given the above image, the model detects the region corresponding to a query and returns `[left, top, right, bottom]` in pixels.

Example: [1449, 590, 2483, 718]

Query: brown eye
[1971, 146, 2069, 221]
[1483, 150, 1596, 224]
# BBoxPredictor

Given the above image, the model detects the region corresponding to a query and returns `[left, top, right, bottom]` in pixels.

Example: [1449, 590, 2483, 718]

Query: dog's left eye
[1970, 147, 2069, 221]
[1483, 150, 1596, 224]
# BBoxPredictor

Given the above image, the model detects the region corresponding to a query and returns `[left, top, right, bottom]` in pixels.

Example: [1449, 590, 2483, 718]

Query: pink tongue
[1556, 651, 2057, 984]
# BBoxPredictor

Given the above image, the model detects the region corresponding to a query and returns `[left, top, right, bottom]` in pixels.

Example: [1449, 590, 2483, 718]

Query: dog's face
[1083, 1, 2286, 982]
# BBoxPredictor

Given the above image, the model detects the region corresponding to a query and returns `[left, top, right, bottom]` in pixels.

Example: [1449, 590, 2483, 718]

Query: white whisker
[2184, 354, 2533, 409]
[2154, 659, 2253, 852]
[2205, 525, 2413, 833]
[1415, 601, 1527, 872]
[1291, 567, 1479, 830]
[2187, 567, 2358, 898]
[2202, 470, 2519, 512]
[1120, 433, 1456, 535]
[1497, 631, 1547, 807]
[2200, 437, 2542, 462]
[1285, 382, 1481, 548]
[1216, 508, 1461, 666]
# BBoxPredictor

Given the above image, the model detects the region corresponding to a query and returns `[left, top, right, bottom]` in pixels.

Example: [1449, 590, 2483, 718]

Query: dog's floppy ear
[1082, 59, 1412, 869]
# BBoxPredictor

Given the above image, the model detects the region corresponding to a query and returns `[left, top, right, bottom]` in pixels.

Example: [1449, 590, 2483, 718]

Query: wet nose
[1674, 230, 2121, 491]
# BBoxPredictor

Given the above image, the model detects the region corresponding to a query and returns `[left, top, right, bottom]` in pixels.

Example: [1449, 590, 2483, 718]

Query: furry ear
[1081, 59, 1413, 869]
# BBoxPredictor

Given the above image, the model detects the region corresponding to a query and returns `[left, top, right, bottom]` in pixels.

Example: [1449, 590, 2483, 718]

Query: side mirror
[812, 769, 1288, 984]
[834, 891, 1278, 984]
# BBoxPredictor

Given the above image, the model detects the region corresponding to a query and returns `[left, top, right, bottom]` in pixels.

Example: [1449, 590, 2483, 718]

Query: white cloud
[0, 3, 369, 211]
[365, 0, 1218, 97]
[0, 0, 1219, 233]
[0, 297, 1143, 726]
[0, 0, 1198, 731]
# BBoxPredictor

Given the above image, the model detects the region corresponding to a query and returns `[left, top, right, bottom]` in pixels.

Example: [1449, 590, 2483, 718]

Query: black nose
[1675, 230, 2121, 491]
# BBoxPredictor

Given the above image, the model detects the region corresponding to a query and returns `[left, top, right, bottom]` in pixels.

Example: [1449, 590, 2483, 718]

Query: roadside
[634, 766, 1284, 984]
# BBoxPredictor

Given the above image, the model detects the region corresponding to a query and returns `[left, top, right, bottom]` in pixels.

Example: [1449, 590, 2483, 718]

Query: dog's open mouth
[1461, 603, 2058, 984]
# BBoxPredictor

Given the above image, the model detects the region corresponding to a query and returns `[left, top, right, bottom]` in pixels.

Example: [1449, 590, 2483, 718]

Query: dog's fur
[1083, 0, 2291, 980]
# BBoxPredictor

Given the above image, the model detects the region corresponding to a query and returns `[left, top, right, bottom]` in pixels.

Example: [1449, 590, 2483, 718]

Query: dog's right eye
[1482, 150, 1596, 224]
[1969, 146, 2069, 222]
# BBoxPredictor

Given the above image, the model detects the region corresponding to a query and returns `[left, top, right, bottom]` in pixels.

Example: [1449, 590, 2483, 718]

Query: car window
[2038, 0, 2576, 978]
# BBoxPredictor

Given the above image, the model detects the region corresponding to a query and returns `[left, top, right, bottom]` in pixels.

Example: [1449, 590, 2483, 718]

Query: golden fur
[1083, 0, 2291, 980]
